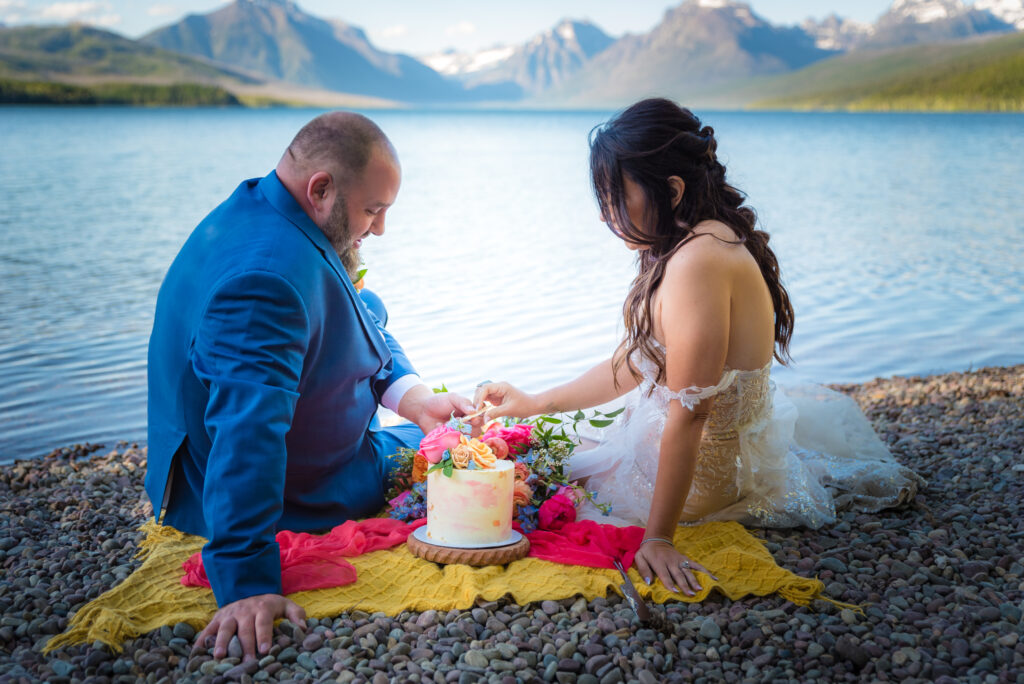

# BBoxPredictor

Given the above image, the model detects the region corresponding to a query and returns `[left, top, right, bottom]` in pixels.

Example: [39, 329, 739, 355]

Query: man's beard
[318, 194, 361, 280]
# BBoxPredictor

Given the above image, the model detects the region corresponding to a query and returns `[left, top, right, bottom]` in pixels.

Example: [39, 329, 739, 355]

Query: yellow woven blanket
[46, 520, 832, 653]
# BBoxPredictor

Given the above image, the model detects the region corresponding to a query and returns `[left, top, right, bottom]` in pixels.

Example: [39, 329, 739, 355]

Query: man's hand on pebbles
[195, 594, 306, 661]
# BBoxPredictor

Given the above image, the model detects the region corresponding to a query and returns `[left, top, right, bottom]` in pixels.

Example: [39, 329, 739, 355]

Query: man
[145, 112, 471, 660]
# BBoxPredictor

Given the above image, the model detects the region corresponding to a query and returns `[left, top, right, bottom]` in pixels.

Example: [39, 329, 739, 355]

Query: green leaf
[443, 462, 454, 478]
[573, 410, 585, 421]
[426, 461, 445, 474]
[355, 268, 368, 281]
[588, 419, 614, 428]
[538, 415, 562, 424]
[432, 383, 449, 394]
[602, 407, 625, 418]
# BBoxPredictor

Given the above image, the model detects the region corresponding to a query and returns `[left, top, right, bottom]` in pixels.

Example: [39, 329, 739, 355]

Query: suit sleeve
[364, 307, 418, 401]
[190, 270, 309, 606]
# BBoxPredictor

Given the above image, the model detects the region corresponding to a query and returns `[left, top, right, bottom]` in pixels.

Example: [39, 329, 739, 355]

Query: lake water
[1, 108, 1022, 463]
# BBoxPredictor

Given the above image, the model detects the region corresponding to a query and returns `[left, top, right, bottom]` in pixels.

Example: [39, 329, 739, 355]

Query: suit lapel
[256, 172, 390, 363]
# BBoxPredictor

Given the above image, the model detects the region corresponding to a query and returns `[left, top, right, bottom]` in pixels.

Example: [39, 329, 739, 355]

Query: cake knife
[613, 558, 651, 622]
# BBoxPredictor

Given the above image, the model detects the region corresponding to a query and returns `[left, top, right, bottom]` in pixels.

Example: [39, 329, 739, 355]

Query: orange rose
[513, 480, 533, 506]
[484, 437, 509, 460]
[466, 436, 496, 469]
[513, 461, 531, 482]
[450, 435, 496, 469]
[411, 452, 428, 483]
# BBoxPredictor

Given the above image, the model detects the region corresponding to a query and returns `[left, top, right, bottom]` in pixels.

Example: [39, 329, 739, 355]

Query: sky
[0, 0, 943, 54]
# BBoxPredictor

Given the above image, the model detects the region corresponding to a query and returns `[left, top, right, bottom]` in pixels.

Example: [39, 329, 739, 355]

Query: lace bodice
[635, 350, 773, 432]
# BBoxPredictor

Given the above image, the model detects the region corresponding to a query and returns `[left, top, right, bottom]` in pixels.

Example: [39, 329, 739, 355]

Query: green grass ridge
[0, 79, 241, 105]
[751, 32, 1024, 112]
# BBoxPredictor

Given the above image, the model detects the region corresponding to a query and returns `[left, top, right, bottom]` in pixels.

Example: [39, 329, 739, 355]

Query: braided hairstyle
[589, 98, 794, 386]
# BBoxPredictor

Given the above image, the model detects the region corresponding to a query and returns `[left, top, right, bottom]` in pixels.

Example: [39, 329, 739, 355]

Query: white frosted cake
[426, 459, 514, 546]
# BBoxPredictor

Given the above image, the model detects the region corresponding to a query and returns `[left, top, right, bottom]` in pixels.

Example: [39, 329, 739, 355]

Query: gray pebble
[818, 557, 847, 574]
[50, 660, 75, 678]
[699, 619, 721, 640]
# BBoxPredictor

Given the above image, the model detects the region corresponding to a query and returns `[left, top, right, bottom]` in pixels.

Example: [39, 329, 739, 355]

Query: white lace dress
[571, 350, 921, 529]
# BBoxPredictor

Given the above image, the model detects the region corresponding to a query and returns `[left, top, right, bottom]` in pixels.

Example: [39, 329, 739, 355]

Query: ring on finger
[679, 559, 691, 570]
[476, 380, 492, 388]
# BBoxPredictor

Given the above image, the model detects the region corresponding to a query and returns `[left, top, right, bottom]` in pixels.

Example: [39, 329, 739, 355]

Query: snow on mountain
[974, 0, 1024, 29]
[423, 46, 515, 77]
[422, 19, 613, 95]
[801, 14, 875, 50]
[887, 0, 969, 23]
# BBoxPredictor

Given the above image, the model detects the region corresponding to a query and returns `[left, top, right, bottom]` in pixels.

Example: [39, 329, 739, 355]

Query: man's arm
[190, 270, 310, 659]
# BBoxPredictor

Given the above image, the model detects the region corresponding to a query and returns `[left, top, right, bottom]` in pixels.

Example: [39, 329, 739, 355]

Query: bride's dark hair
[590, 98, 794, 386]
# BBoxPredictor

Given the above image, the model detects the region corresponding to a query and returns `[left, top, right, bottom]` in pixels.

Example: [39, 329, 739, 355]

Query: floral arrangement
[386, 407, 621, 532]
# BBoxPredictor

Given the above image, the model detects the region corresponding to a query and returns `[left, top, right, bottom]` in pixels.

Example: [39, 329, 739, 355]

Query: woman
[475, 98, 920, 597]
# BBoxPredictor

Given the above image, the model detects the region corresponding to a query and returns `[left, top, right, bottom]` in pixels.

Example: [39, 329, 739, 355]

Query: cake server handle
[613, 558, 651, 622]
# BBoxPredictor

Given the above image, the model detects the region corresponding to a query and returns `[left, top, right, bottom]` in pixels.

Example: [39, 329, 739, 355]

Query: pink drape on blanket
[182, 518, 645, 594]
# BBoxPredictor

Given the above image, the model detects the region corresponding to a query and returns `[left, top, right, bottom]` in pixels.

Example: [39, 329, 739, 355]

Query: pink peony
[556, 485, 585, 506]
[537, 494, 577, 531]
[418, 425, 462, 464]
[483, 423, 534, 455]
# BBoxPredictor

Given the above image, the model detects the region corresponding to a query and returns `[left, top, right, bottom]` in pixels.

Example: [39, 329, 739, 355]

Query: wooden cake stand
[407, 532, 530, 567]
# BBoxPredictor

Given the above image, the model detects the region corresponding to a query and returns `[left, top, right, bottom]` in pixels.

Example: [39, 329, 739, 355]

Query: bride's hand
[473, 381, 539, 419]
[633, 539, 717, 597]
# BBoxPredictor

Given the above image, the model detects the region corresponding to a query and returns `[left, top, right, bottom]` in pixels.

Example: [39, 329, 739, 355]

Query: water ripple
[1, 108, 1021, 462]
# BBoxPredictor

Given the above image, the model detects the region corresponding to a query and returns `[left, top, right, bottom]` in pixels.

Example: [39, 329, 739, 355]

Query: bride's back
[651, 219, 777, 374]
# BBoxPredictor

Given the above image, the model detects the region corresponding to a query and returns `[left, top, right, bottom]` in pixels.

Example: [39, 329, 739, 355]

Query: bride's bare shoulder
[664, 221, 743, 280]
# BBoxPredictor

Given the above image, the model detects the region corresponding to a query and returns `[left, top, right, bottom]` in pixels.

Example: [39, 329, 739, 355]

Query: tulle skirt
[570, 380, 921, 529]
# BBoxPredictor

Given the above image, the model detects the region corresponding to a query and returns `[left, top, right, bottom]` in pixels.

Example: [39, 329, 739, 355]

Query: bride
[475, 98, 920, 597]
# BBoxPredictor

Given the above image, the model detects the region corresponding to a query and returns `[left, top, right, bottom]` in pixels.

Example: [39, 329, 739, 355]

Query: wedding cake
[426, 459, 514, 546]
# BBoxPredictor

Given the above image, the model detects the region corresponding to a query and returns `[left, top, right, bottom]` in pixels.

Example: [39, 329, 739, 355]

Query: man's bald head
[281, 111, 397, 186]
[276, 111, 401, 265]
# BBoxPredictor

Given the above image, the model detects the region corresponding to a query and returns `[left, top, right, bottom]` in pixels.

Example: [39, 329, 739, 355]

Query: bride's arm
[476, 354, 639, 419]
[633, 245, 730, 595]
[534, 354, 640, 413]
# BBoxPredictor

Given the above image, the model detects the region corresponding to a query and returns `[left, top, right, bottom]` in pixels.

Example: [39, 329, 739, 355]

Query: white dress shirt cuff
[381, 374, 425, 413]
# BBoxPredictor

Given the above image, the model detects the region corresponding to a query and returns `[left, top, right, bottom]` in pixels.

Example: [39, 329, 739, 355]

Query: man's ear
[306, 171, 333, 214]
[668, 176, 685, 210]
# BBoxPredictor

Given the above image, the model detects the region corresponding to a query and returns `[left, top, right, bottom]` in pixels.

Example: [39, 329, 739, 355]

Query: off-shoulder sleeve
[653, 369, 739, 411]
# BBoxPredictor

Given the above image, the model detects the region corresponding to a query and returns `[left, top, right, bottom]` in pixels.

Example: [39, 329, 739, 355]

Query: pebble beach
[1, 364, 1022, 684]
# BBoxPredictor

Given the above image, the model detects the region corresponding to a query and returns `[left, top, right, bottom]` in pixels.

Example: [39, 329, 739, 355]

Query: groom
[145, 112, 472, 660]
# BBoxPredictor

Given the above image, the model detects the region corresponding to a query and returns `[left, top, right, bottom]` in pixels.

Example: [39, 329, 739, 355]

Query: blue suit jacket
[145, 172, 421, 606]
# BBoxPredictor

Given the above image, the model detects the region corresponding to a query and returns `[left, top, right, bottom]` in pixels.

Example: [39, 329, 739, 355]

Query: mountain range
[139, 0, 493, 103]
[2, 0, 1023, 109]
[423, 19, 614, 98]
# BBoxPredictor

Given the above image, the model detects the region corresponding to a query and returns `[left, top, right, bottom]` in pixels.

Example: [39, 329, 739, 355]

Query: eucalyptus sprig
[526, 406, 625, 445]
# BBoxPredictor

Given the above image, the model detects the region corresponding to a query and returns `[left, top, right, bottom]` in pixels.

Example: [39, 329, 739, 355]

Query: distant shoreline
[3, 80, 1024, 114]
[2, 363, 1020, 466]
[0, 79, 243, 106]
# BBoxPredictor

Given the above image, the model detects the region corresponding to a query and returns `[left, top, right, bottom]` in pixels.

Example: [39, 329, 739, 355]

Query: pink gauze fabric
[181, 517, 645, 594]
[181, 517, 415, 594]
